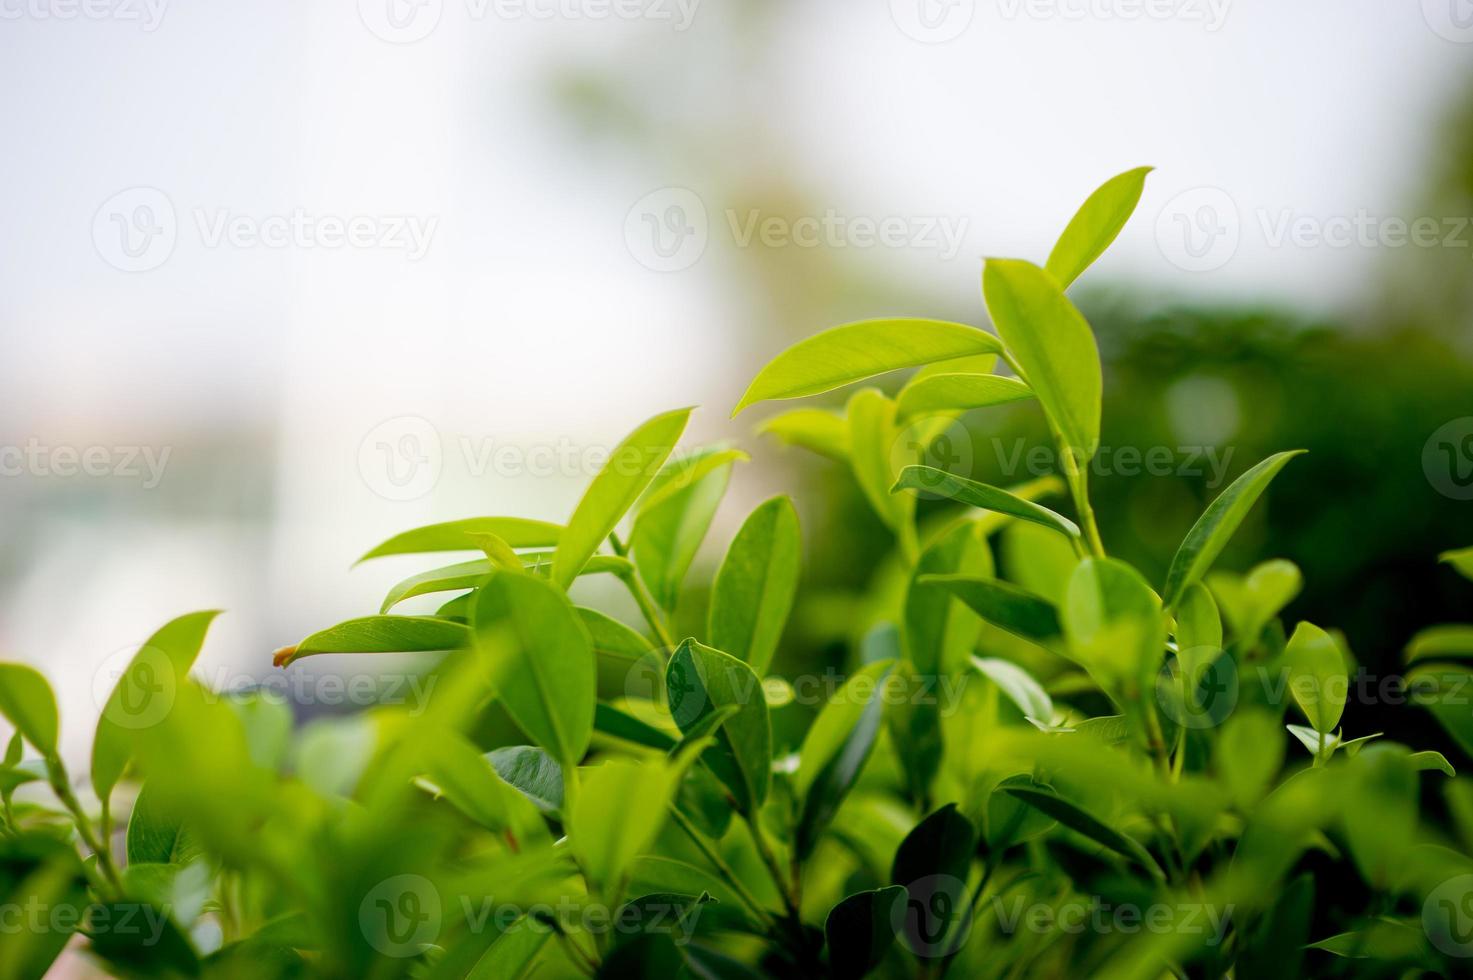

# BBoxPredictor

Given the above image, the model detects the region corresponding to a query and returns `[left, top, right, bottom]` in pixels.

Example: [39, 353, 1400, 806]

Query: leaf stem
[751, 819, 802, 925]
[612, 558, 676, 651]
[47, 757, 122, 894]
[669, 806, 777, 931]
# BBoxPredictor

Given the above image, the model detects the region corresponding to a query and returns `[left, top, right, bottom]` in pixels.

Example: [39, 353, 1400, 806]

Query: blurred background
[1, 0, 1472, 765]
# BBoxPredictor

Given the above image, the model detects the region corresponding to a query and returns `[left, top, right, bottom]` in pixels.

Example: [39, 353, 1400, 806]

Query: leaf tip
[271, 645, 298, 668]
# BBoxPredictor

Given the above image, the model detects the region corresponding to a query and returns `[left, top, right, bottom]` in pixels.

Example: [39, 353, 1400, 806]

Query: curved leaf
[1044, 166, 1153, 288]
[1161, 450, 1305, 607]
[275, 615, 468, 666]
[359, 517, 562, 562]
[552, 408, 692, 589]
[632, 451, 733, 610]
[733, 318, 1002, 415]
[665, 639, 770, 815]
[1000, 785, 1164, 880]
[0, 664, 59, 757]
[971, 657, 1053, 724]
[795, 660, 896, 858]
[1441, 546, 1473, 581]
[488, 745, 564, 816]
[919, 575, 1064, 648]
[982, 258, 1102, 460]
[893, 466, 1080, 540]
[1405, 624, 1473, 664]
[825, 886, 905, 980]
[896, 372, 1033, 421]
[756, 408, 849, 461]
[1283, 621, 1348, 734]
[473, 572, 596, 767]
[708, 497, 801, 676]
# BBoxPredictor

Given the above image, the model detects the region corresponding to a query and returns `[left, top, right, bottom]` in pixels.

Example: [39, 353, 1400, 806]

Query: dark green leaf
[825, 886, 905, 980]
[665, 639, 770, 815]
[893, 466, 1080, 540]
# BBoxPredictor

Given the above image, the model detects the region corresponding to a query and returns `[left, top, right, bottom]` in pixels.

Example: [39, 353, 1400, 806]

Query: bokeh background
[1, 0, 1472, 767]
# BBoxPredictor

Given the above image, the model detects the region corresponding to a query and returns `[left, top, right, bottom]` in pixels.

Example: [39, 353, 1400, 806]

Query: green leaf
[474, 571, 595, 768]
[1441, 546, 1473, 581]
[93, 610, 222, 803]
[1216, 709, 1283, 810]
[733, 318, 1003, 415]
[1063, 559, 1164, 722]
[126, 782, 200, 866]
[1174, 581, 1223, 680]
[1343, 746, 1418, 888]
[890, 803, 976, 956]
[981, 258, 1102, 460]
[847, 389, 915, 549]
[0, 853, 89, 980]
[921, 575, 1064, 648]
[553, 408, 692, 589]
[421, 732, 547, 843]
[0, 664, 59, 756]
[1161, 451, 1305, 607]
[893, 466, 1080, 540]
[276, 615, 468, 666]
[1307, 919, 1431, 963]
[1000, 519, 1079, 605]
[85, 901, 201, 977]
[755, 408, 849, 461]
[1405, 624, 1473, 664]
[665, 639, 771, 815]
[571, 756, 688, 899]
[795, 660, 897, 859]
[984, 773, 1057, 850]
[1044, 166, 1153, 288]
[380, 555, 630, 613]
[1283, 622, 1348, 734]
[1236, 873, 1314, 979]
[594, 702, 677, 751]
[463, 921, 552, 980]
[488, 745, 565, 816]
[824, 886, 905, 980]
[895, 372, 1033, 421]
[971, 657, 1053, 724]
[359, 517, 562, 561]
[1000, 785, 1165, 880]
[905, 520, 992, 677]
[1207, 558, 1302, 650]
[632, 451, 733, 611]
[1409, 750, 1456, 776]
[1408, 666, 1473, 757]
[708, 497, 801, 676]
[637, 447, 749, 515]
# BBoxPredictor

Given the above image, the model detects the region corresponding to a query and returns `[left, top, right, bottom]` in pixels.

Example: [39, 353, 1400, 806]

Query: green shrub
[3, 169, 1472, 979]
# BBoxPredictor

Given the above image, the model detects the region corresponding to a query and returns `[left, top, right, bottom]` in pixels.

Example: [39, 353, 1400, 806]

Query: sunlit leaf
[734, 319, 1002, 415]
[1044, 166, 1152, 288]
[1404, 624, 1473, 664]
[359, 517, 563, 562]
[709, 497, 801, 676]
[893, 466, 1080, 540]
[474, 572, 596, 768]
[632, 450, 733, 611]
[895, 372, 1033, 421]
[982, 258, 1101, 460]
[0, 664, 59, 757]
[552, 407, 692, 589]
[1161, 451, 1305, 607]
[1283, 621, 1349, 734]
[756, 408, 849, 461]
[276, 615, 468, 666]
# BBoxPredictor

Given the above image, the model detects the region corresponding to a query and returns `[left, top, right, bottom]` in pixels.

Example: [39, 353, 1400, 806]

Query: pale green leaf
[0, 663, 59, 756]
[895, 372, 1033, 421]
[552, 408, 692, 589]
[276, 615, 468, 666]
[756, 408, 849, 461]
[1044, 166, 1153, 288]
[359, 517, 562, 562]
[708, 497, 801, 675]
[733, 318, 1002, 415]
[1283, 621, 1349, 734]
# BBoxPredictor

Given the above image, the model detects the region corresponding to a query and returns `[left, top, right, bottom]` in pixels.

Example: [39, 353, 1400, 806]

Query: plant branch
[669, 806, 777, 931]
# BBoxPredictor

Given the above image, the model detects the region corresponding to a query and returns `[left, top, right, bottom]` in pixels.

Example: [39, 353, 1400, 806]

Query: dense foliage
[2, 170, 1472, 979]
